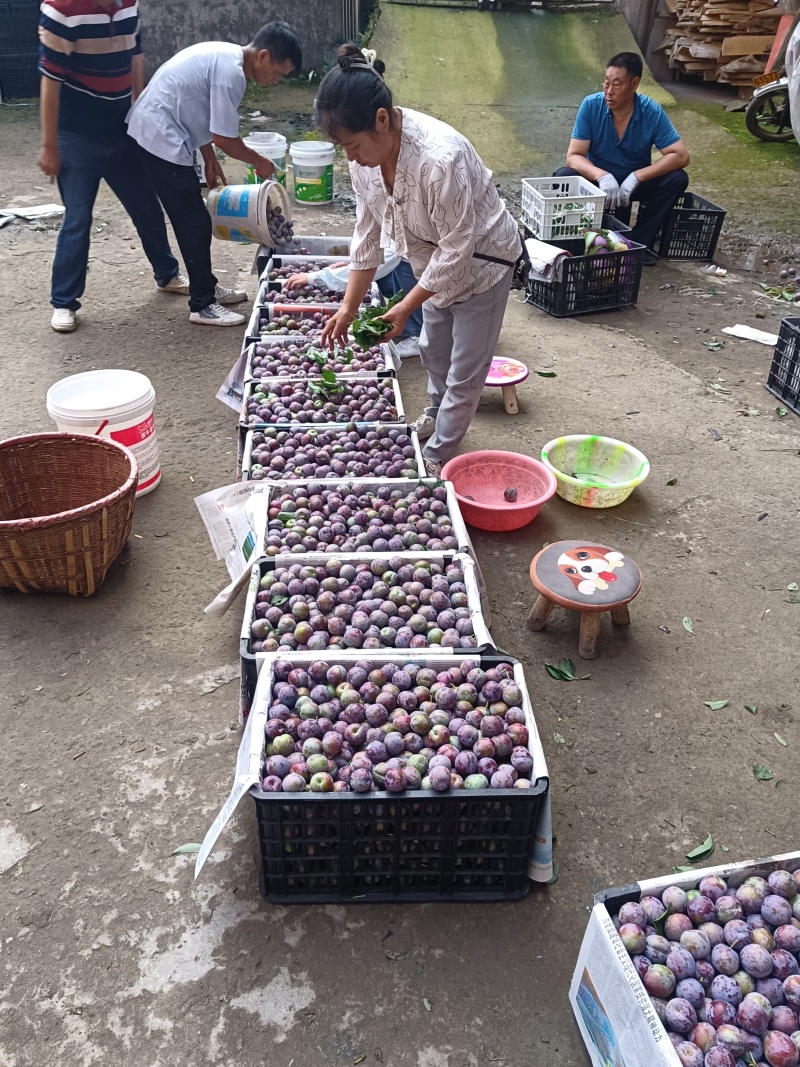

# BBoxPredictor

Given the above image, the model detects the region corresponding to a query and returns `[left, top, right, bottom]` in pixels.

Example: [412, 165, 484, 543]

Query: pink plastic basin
[441, 450, 557, 531]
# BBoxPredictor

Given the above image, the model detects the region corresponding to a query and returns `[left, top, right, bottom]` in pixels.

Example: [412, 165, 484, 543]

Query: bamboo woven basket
[0, 433, 138, 596]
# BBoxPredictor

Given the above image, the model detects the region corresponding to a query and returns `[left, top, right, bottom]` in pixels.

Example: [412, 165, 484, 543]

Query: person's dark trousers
[553, 166, 689, 252]
[377, 259, 424, 337]
[52, 130, 179, 310]
[137, 144, 217, 312]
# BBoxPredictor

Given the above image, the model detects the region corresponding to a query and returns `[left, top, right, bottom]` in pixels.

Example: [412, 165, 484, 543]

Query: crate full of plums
[570, 851, 800, 1067]
[197, 652, 549, 904]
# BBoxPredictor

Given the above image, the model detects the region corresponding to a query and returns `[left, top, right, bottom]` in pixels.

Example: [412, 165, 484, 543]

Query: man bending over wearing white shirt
[127, 22, 302, 327]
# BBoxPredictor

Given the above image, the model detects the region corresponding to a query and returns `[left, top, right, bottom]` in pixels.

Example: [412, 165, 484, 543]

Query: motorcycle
[745, 72, 794, 142]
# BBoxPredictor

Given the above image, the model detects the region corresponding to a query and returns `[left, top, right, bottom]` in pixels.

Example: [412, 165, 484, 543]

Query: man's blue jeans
[52, 130, 179, 310]
[376, 259, 424, 338]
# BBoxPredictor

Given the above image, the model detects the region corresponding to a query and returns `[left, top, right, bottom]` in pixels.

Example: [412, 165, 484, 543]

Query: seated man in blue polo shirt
[556, 52, 689, 262]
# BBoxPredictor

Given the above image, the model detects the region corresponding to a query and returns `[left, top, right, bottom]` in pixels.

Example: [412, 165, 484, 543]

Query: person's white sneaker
[395, 335, 420, 359]
[157, 272, 190, 295]
[51, 308, 77, 333]
[215, 284, 247, 305]
[189, 302, 246, 327]
[411, 412, 435, 440]
[424, 458, 442, 478]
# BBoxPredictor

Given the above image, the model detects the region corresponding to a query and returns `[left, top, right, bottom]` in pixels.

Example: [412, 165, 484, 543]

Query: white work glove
[617, 172, 640, 208]
[597, 173, 620, 210]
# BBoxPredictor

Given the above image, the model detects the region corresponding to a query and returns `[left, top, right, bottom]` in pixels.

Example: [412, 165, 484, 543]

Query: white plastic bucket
[46, 369, 161, 497]
[206, 180, 292, 246]
[290, 141, 335, 204]
[244, 132, 287, 187]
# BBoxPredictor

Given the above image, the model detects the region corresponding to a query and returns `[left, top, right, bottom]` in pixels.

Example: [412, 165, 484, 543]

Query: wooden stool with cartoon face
[526, 540, 642, 659]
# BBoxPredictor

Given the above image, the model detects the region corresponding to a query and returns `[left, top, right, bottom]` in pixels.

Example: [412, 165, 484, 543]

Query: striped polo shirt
[38, 0, 142, 137]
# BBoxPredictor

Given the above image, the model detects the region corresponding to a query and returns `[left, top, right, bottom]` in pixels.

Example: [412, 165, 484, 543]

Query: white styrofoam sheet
[239, 425, 427, 484]
[199, 651, 549, 877]
[239, 375, 405, 431]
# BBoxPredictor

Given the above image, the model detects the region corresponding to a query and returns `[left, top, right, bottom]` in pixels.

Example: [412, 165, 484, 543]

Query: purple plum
[763, 1030, 800, 1067]
[770, 871, 798, 900]
[663, 886, 690, 913]
[699, 875, 728, 902]
[740, 943, 774, 979]
[690, 1022, 718, 1052]
[707, 1001, 738, 1027]
[676, 979, 706, 1010]
[725, 921, 753, 950]
[764, 896, 794, 928]
[716, 897, 744, 925]
[620, 902, 648, 928]
[776, 927, 800, 955]
[784, 977, 800, 1011]
[712, 944, 741, 977]
[676, 1042, 704, 1067]
[689, 895, 717, 926]
[738, 996, 771, 1036]
[646, 934, 672, 964]
[666, 998, 698, 1034]
[771, 1006, 800, 1036]
[682, 930, 712, 960]
[773, 951, 800, 981]
[758, 978, 788, 1007]
[667, 948, 697, 981]
[712, 975, 744, 1007]
[667, 914, 695, 941]
[703, 1048, 735, 1067]
[715, 1024, 747, 1057]
[643, 964, 676, 998]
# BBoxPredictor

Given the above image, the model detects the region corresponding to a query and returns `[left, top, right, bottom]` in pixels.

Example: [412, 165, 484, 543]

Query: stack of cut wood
[656, 0, 781, 91]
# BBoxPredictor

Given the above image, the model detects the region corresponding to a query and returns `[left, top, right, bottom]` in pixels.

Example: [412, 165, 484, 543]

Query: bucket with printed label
[244, 132, 287, 187]
[46, 369, 161, 497]
[290, 141, 335, 204]
[207, 180, 292, 245]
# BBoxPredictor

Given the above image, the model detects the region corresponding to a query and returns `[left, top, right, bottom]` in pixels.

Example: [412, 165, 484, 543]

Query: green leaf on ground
[422, 999, 432, 1012]
[683, 617, 695, 635]
[703, 700, 729, 711]
[171, 843, 201, 855]
[553, 732, 566, 744]
[745, 705, 758, 715]
[535, 370, 557, 378]
[673, 865, 696, 874]
[776, 407, 788, 417]
[545, 658, 590, 682]
[686, 834, 714, 862]
[788, 582, 799, 592]
[721, 845, 730, 852]
[774, 732, 788, 747]
[666, 477, 678, 486]
[653, 903, 673, 935]
[753, 764, 773, 781]
[704, 340, 725, 352]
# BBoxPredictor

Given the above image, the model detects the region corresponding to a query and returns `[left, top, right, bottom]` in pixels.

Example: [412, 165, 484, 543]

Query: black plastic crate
[524, 213, 631, 257]
[526, 239, 646, 317]
[766, 316, 800, 416]
[652, 191, 725, 261]
[254, 786, 545, 903]
[0, 52, 39, 99]
[248, 653, 547, 903]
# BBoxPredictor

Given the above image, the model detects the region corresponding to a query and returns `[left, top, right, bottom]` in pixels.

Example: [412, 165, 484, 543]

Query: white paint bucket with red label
[46, 369, 161, 496]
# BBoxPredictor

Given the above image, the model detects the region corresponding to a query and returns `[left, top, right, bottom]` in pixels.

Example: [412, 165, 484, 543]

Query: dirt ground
[2, 79, 800, 1067]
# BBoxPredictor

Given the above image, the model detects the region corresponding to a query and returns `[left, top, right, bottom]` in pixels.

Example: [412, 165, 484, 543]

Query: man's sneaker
[424, 458, 442, 478]
[189, 302, 246, 327]
[215, 284, 247, 305]
[411, 412, 435, 440]
[395, 335, 420, 359]
[158, 272, 190, 295]
[51, 308, 76, 333]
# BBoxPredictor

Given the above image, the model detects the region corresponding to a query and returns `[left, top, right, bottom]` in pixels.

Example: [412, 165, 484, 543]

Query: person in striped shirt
[38, 0, 189, 333]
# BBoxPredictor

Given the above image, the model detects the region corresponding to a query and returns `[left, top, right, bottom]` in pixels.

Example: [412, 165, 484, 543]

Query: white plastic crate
[521, 176, 606, 240]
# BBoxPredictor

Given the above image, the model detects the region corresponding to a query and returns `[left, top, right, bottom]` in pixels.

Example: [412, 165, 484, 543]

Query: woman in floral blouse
[318, 44, 520, 477]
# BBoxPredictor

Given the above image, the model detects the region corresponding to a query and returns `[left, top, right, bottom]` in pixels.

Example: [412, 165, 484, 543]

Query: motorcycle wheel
[745, 88, 795, 142]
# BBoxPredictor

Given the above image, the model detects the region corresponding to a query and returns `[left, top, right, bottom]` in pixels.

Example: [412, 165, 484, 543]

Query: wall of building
[137, 0, 352, 75]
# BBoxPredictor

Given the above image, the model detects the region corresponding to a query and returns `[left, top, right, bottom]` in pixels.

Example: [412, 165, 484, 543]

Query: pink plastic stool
[485, 357, 529, 414]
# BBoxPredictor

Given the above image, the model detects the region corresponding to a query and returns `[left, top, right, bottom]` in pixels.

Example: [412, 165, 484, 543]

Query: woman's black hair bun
[336, 43, 386, 76]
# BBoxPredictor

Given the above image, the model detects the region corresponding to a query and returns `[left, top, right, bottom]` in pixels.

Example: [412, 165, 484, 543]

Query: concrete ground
[2, 9, 800, 1063]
